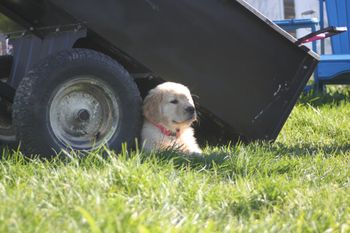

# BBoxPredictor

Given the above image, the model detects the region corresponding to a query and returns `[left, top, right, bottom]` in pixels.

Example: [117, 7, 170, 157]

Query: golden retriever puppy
[141, 82, 202, 155]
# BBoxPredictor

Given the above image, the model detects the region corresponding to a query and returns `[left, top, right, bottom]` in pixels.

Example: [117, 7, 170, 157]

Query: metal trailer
[0, 0, 318, 157]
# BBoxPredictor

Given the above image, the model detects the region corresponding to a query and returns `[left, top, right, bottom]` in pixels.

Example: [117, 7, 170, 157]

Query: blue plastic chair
[316, 0, 350, 89]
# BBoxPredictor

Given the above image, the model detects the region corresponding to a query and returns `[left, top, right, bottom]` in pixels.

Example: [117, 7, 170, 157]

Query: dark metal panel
[0, 0, 75, 34]
[8, 30, 86, 88]
[0, 82, 15, 102]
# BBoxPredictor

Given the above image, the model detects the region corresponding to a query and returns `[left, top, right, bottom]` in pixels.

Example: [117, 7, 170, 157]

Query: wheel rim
[49, 76, 120, 150]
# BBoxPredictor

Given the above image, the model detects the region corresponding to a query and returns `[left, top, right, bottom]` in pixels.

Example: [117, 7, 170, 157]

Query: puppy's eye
[170, 99, 178, 104]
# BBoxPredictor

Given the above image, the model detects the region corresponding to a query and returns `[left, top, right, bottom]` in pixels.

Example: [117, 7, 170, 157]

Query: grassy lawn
[1, 89, 350, 233]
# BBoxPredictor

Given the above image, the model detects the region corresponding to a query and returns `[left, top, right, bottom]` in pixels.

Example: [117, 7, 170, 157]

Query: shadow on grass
[141, 141, 350, 170]
[299, 88, 350, 107]
[272, 142, 350, 157]
[2, 141, 349, 170]
[140, 150, 232, 169]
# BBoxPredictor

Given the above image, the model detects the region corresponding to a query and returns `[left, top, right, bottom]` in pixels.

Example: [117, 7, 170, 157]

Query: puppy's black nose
[185, 106, 195, 114]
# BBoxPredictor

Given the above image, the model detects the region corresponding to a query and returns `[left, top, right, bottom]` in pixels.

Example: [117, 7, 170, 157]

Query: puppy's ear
[143, 89, 163, 123]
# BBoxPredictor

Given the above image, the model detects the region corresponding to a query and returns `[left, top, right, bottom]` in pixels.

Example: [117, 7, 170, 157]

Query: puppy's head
[143, 82, 197, 130]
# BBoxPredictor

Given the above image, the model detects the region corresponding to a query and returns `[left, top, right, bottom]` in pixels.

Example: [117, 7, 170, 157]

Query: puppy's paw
[189, 148, 202, 156]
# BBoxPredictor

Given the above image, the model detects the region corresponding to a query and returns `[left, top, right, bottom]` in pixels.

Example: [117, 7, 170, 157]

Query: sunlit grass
[1, 88, 350, 232]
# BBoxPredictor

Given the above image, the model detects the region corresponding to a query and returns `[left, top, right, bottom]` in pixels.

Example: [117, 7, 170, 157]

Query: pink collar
[154, 123, 180, 138]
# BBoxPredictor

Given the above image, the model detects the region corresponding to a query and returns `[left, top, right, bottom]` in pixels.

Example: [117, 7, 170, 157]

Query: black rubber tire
[0, 55, 16, 146]
[13, 49, 142, 158]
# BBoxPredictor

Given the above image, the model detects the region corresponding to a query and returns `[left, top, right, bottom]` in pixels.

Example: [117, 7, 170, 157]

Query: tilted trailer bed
[0, 0, 318, 157]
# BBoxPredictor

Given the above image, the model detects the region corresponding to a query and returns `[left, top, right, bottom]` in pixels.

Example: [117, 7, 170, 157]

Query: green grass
[2, 89, 350, 233]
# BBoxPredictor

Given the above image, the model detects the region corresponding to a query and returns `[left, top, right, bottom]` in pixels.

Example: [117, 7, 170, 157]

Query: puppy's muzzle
[185, 106, 197, 121]
[185, 106, 195, 115]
